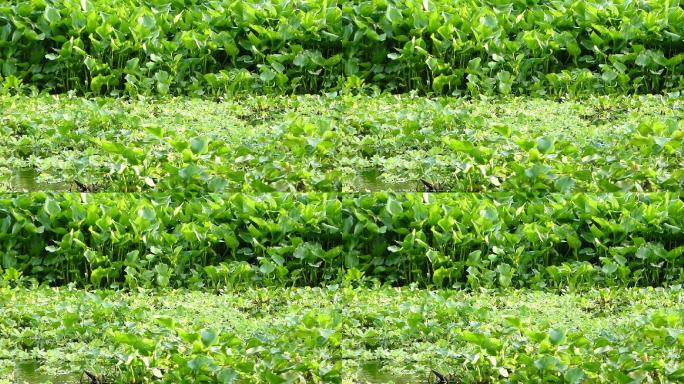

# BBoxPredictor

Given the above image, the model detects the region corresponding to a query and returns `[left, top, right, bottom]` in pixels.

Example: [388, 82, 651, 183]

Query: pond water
[13, 359, 419, 383]
[3, 167, 423, 193]
[355, 361, 420, 383]
[14, 361, 79, 384]
[354, 169, 422, 192]
[1, 168, 70, 192]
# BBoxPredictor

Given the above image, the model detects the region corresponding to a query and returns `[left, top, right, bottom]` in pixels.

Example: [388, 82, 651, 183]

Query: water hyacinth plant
[1, 0, 684, 96]
[2, 1, 684, 383]
[1, 94, 682, 193]
[1, 287, 683, 383]
[0, 192, 682, 290]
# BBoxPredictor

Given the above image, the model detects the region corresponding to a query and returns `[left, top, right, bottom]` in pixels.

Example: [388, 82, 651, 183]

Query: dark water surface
[13, 359, 418, 383]
[2, 168, 70, 192]
[355, 361, 419, 383]
[355, 169, 422, 192]
[14, 361, 79, 384]
[4, 167, 424, 192]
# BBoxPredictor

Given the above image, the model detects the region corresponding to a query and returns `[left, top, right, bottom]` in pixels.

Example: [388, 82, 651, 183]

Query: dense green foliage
[2, 94, 683, 193]
[3, 0, 684, 382]
[2, 287, 683, 383]
[2, 0, 684, 95]
[0, 192, 682, 289]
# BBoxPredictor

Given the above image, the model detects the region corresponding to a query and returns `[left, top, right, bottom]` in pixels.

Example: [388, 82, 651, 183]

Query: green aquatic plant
[1, 286, 682, 383]
[2, 0, 684, 96]
[0, 192, 682, 289]
[1, 94, 682, 193]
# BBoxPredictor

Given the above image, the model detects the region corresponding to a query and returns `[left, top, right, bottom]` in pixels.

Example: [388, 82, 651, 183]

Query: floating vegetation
[0, 287, 682, 383]
[13, 360, 79, 384]
[2, 0, 684, 96]
[0, 168, 71, 192]
[0, 192, 681, 289]
[1, 95, 682, 193]
[2, 1, 683, 382]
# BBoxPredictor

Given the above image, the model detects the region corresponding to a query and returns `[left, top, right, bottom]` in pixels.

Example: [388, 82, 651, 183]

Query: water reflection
[3, 167, 426, 192]
[355, 169, 422, 192]
[14, 359, 419, 383]
[1, 168, 70, 192]
[356, 361, 419, 383]
[14, 361, 78, 384]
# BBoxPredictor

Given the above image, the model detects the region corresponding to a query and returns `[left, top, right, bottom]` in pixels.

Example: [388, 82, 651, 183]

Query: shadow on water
[1, 168, 71, 192]
[13, 359, 418, 384]
[14, 361, 79, 384]
[354, 169, 422, 192]
[355, 361, 420, 384]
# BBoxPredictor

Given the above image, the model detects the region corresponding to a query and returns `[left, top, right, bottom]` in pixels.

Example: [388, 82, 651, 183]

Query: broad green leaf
[44, 6, 61, 24]
[43, 198, 61, 217]
[536, 136, 555, 154]
[564, 367, 585, 383]
[218, 368, 238, 384]
[154, 316, 175, 330]
[201, 329, 218, 347]
[386, 197, 403, 216]
[492, 124, 513, 137]
[534, 355, 560, 371]
[445, 138, 474, 153]
[144, 125, 164, 138]
[386, 6, 403, 24]
[549, 328, 565, 345]
[190, 136, 209, 155]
